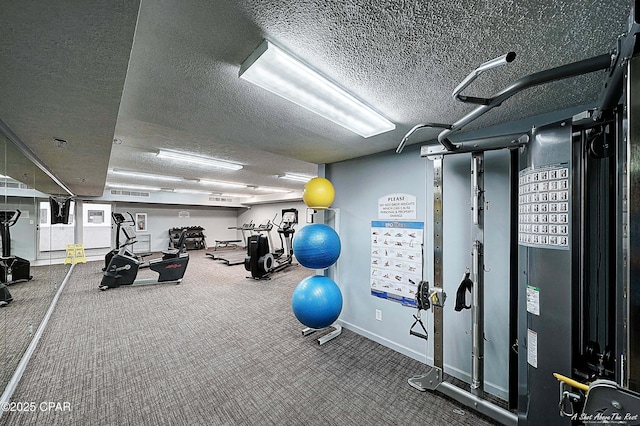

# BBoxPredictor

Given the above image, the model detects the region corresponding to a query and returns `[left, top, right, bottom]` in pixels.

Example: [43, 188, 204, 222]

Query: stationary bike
[0, 210, 33, 285]
[99, 225, 189, 290]
[245, 208, 298, 279]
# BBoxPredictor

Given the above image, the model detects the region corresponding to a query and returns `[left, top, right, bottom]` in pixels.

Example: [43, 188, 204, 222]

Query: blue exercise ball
[291, 275, 343, 329]
[293, 224, 341, 269]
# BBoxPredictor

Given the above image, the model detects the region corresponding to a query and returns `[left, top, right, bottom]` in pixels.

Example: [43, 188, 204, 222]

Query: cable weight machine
[399, 2, 640, 423]
[407, 147, 518, 424]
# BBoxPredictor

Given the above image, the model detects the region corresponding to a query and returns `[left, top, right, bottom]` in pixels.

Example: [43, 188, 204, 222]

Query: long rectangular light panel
[279, 173, 314, 182]
[254, 186, 292, 193]
[199, 179, 247, 189]
[239, 40, 395, 138]
[157, 149, 243, 171]
[109, 169, 183, 182]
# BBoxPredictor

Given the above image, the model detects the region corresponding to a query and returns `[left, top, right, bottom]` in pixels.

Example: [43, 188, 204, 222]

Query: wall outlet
[375, 309, 382, 321]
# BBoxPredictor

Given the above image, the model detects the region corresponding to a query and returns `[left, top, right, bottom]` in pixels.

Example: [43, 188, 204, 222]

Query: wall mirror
[0, 125, 74, 396]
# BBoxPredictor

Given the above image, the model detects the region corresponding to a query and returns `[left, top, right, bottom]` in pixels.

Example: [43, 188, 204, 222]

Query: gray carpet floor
[0, 253, 499, 425]
[0, 263, 71, 391]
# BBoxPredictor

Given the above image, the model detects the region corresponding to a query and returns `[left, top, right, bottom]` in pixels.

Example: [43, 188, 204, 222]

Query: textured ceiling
[0, 0, 633, 197]
[0, 1, 140, 196]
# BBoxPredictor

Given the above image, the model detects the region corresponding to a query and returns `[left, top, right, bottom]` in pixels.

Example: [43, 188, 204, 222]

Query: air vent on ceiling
[0, 181, 30, 189]
[209, 196, 233, 203]
[110, 189, 150, 198]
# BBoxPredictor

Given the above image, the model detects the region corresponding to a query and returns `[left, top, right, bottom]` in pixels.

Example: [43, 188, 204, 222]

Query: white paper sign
[527, 329, 538, 368]
[378, 193, 417, 220]
[526, 286, 540, 316]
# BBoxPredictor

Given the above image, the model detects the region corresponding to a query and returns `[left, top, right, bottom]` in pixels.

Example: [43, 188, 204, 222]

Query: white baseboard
[338, 319, 427, 363]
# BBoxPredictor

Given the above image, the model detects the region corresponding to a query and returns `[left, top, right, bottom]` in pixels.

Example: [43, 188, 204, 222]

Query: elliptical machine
[245, 208, 298, 279]
[104, 212, 151, 271]
[0, 210, 33, 285]
[99, 224, 189, 291]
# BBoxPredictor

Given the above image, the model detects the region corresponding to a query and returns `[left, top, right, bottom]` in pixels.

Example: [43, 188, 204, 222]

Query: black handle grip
[410, 330, 428, 340]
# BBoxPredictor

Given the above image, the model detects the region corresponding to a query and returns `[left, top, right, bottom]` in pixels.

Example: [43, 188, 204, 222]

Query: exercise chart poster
[370, 221, 424, 307]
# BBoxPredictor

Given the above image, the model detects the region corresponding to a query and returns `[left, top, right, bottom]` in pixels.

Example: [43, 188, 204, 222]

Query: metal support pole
[433, 156, 445, 370]
[408, 155, 444, 391]
[470, 152, 485, 397]
[471, 240, 484, 396]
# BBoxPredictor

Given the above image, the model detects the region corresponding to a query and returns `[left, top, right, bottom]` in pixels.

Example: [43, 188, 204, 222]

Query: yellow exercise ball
[303, 177, 335, 209]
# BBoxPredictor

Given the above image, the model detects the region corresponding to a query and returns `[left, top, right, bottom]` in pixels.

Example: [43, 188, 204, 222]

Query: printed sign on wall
[378, 193, 417, 220]
[370, 220, 424, 307]
[518, 165, 570, 250]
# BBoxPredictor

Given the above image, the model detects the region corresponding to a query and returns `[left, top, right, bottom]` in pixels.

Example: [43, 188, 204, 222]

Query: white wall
[80, 200, 308, 256]
[326, 146, 428, 360]
[82, 202, 111, 249]
[113, 203, 239, 252]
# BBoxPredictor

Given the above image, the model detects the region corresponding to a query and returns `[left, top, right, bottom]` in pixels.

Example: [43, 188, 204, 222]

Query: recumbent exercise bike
[99, 224, 189, 290]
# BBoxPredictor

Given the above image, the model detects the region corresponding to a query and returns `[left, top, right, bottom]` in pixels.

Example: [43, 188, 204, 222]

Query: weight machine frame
[401, 2, 640, 424]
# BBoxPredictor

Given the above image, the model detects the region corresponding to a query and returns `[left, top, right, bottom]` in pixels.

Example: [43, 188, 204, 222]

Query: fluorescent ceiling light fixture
[254, 186, 292, 193]
[239, 40, 395, 138]
[157, 149, 243, 171]
[199, 179, 247, 189]
[107, 183, 162, 191]
[279, 173, 315, 182]
[109, 169, 183, 182]
[174, 189, 213, 195]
